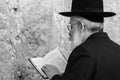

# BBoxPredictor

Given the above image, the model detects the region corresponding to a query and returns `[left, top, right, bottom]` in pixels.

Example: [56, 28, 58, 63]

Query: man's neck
[83, 31, 94, 42]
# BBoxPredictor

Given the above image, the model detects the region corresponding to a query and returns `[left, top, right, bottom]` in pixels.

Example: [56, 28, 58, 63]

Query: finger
[42, 68, 47, 74]
[42, 66, 47, 70]
[41, 66, 47, 74]
[41, 69, 49, 79]
[41, 67, 49, 79]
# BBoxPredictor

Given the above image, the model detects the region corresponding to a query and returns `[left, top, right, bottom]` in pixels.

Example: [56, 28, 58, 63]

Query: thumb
[41, 66, 47, 71]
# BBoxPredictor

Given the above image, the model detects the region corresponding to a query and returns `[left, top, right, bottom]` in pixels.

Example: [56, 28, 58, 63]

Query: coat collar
[66, 32, 110, 71]
[68, 32, 109, 63]
[86, 32, 110, 41]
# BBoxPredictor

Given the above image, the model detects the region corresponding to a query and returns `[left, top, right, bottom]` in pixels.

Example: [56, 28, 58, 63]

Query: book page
[29, 57, 47, 78]
[29, 47, 67, 78]
[44, 47, 67, 73]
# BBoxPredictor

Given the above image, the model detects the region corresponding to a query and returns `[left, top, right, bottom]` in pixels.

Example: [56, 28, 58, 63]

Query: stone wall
[0, 0, 71, 80]
[104, 0, 120, 44]
[0, 0, 119, 80]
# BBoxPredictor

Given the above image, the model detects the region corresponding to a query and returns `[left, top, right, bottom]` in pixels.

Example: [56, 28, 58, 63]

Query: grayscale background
[0, 0, 119, 80]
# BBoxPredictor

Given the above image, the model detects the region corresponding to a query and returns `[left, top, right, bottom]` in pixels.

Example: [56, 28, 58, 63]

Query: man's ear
[80, 22, 87, 32]
[77, 21, 83, 29]
[83, 23, 87, 32]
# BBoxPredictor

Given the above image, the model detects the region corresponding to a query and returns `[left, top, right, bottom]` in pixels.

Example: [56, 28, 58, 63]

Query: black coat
[51, 32, 120, 80]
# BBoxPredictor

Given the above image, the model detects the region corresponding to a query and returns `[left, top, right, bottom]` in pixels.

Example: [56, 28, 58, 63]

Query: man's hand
[41, 64, 61, 79]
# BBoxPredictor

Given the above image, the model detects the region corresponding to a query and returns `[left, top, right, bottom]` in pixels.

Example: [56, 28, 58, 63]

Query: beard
[70, 32, 83, 50]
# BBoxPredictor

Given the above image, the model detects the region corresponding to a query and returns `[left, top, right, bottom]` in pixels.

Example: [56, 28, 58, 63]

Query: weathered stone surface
[104, 0, 120, 44]
[0, 0, 119, 80]
[0, 0, 71, 80]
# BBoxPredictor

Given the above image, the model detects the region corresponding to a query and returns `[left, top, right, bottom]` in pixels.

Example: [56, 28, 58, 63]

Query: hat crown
[59, 0, 116, 22]
[71, 0, 103, 12]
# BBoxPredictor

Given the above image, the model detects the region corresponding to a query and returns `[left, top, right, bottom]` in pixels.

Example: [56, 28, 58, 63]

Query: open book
[28, 47, 67, 79]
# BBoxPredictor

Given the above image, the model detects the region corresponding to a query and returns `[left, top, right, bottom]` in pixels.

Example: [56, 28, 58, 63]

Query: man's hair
[78, 17, 104, 32]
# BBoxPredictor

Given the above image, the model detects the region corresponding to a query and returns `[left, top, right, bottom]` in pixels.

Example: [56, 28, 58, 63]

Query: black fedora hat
[59, 0, 116, 22]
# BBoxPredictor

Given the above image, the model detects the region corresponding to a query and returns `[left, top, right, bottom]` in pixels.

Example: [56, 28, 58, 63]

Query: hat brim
[59, 12, 116, 17]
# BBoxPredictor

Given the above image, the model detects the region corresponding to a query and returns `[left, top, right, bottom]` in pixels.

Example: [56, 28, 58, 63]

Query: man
[42, 0, 120, 80]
